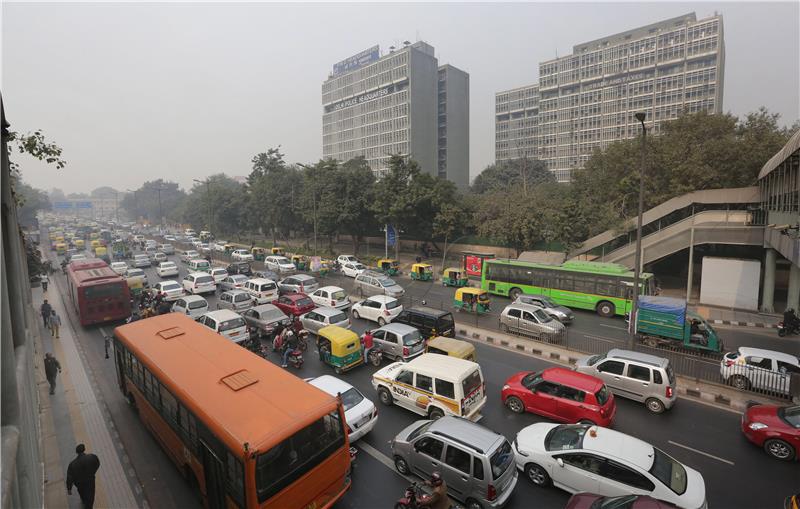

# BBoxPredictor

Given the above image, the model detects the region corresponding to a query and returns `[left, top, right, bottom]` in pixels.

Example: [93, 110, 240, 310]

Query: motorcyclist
[783, 308, 799, 332]
[281, 329, 299, 368]
[417, 472, 451, 509]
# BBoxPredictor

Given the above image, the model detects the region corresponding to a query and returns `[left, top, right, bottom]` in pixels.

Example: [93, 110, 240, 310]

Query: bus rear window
[85, 284, 123, 300]
[256, 411, 346, 502]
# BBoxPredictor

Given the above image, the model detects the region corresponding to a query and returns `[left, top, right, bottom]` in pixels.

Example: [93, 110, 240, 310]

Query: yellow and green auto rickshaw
[95, 246, 110, 263]
[378, 258, 400, 276]
[316, 325, 368, 374]
[425, 336, 477, 362]
[90, 239, 102, 253]
[292, 254, 308, 271]
[410, 263, 434, 282]
[55, 242, 67, 255]
[318, 259, 333, 277]
[442, 267, 468, 287]
[271, 247, 286, 256]
[126, 276, 144, 297]
[453, 287, 490, 314]
[89, 232, 100, 241]
[74, 238, 85, 249]
[251, 247, 266, 261]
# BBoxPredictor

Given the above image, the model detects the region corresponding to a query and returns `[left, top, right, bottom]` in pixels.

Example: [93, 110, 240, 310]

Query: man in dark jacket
[44, 352, 62, 395]
[40, 299, 52, 327]
[66, 443, 100, 509]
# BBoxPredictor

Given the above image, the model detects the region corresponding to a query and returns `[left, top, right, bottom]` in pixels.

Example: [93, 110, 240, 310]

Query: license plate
[230, 331, 239, 336]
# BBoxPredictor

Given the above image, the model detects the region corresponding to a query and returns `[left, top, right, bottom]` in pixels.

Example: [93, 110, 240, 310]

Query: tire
[730, 375, 751, 391]
[596, 301, 615, 318]
[378, 317, 387, 326]
[378, 387, 393, 406]
[394, 455, 410, 475]
[778, 328, 787, 337]
[369, 351, 381, 367]
[524, 463, 551, 487]
[465, 498, 483, 509]
[645, 398, 666, 414]
[509, 288, 522, 301]
[505, 396, 525, 414]
[500, 322, 509, 333]
[352, 310, 360, 320]
[764, 439, 795, 460]
[428, 407, 445, 420]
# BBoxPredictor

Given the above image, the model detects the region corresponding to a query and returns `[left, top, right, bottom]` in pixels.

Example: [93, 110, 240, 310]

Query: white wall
[699, 257, 761, 310]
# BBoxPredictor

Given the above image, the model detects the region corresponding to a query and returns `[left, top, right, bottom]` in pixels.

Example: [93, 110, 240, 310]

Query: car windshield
[595, 385, 610, 405]
[354, 263, 365, 270]
[188, 299, 207, 310]
[276, 257, 291, 264]
[328, 312, 348, 324]
[161, 263, 176, 268]
[378, 277, 396, 287]
[128, 269, 143, 276]
[232, 275, 248, 283]
[780, 406, 800, 427]
[490, 440, 514, 480]
[649, 447, 687, 495]
[296, 297, 313, 308]
[196, 276, 213, 284]
[219, 317, 246, 331]
[544, 424, 588, 451]
[402, 330, 422, 346]
[533, 309, 552, 322]
[340, 387, 365, 411]
[261, 308, 285, 321]
[589, 495, 639, 509]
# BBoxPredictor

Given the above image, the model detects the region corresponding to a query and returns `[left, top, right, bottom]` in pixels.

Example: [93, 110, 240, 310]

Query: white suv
[183, 272, 217, 295]
[351, 295, 403, 325]
[720, 347, 800, 395]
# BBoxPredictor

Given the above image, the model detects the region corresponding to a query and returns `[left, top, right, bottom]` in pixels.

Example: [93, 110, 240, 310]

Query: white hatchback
[110, 262, 128, 276]
[171, 295, 209, 318]
[156, 261, 179, 278]
[351, 295, 403, 325]
[306, 375, 377, 442]
[341, 262, 366, 278]
[210, 267, 229, 284]
[309, 286, 350, 310]
[231, 249, 254, 262]
[152, 280, 185, 301]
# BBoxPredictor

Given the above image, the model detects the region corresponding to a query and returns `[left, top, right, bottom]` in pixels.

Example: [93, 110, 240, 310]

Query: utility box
[699, 257, 761, 310]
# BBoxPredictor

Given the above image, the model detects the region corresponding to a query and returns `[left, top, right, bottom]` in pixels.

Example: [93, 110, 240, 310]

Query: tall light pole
[193, 178, 212, 232]
[297, 163, 317, 256]
[630, 112, 647, 347]
[146, 185, 165, 231]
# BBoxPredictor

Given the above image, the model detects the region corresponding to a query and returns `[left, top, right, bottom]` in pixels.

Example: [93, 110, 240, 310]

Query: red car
[741, 403, 800, 460]
[501, 367, 616, 427]
[566, 494, 678, 509]
[272, 293, 315, 317]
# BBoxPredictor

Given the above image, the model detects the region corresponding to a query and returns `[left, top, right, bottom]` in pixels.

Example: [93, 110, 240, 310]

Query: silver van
[575, 348, 677, 413]
[513, 294, 574, 324]
[370, 323, 425, 362]
[499, 302, 565, 341]
[217, 290, 254, 313]
[392, 416, 518, 509]
[278, 274, 319, 295]
[354, 271, 404, 298]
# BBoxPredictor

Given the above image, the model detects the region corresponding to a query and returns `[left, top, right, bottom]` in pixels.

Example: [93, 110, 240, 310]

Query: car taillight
[403, 346, 409, 356]
[384, 309, 390, 316]
[331, 300, 336, 306]
[666, 386, 674, 398]
[487, 484, 497, 501]
[724, 360, 734, 367]
[600, 407, 607, 417]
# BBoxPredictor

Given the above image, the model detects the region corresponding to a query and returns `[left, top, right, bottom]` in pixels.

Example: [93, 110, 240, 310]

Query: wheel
[730, 375, 751, 391]
[524, 463, 551, 487]
[428, 407, 445, 420]
[394, 455, 410, 474]
[778, 328, 787, 337]
[509, 288, 522, 301]
[500, 323, 509, 333]
[334, 366, 343, 375]
[764, 439, 795, 460]
[645, 397, 666, 413]
[378, 317, 386, 326]
[596, 301, 615, 318]
[352, 310, 360, 320]
[465, 498, 483, 509]
[505, 396, 525, 414]
[578, 419, 596, 426]
[369, 351, 381, 367]
[643, 337, 658, 348]
[378, 387, 393, 406]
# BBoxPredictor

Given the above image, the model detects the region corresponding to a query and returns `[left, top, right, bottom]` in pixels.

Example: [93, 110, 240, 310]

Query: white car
[341, 262, 366, 278]
[337, 255, 359, 265]
[183, 272, 217, 295]
[196, 309, 249, 344]
[152, 280, 185, 301]
[153, 252, 168, 264]
[265, 255, 296, 274]
[156, 261, 179, 278]
[231, 249, 254, 262]
[720, 347, 800, 395]
[305, 375, 377, 442]
[125, 268, 149, 287]
[513, 423, 707, 509]
[213, 241, 229, 252]
[180, 250, 200, 263]
[309, 286, 350, 310]
[210, 267, 229, 284]
[351, 295, 403, 325]
[133, 254, 151, 268]
[110, 262, 128, 275]
[171, 295, 209, 318]
[70, 253, 88, 262]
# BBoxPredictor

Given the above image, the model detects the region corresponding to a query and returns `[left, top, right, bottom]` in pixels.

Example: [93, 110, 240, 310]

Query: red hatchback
[272, 293, 315, 317]
[741, 403, 800, 461]
[501, 367, 616, 427]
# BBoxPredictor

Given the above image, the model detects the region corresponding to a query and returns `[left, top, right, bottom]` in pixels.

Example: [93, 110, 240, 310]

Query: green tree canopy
[120, 179, 186, 224]
[471, 157, 554, 194]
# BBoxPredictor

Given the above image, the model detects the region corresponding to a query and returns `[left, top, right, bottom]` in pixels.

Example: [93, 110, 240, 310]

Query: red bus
[66, 259, 131, 326]
[113, 314, 352, 508]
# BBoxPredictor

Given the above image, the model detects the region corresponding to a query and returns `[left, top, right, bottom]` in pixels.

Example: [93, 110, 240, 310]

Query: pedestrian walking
[66, 444, 100, 509]
[40, 299, 52, 327]
[44, 352, 62, 395]
[49, 310, 62, 338]
[41, 272, 49, 292]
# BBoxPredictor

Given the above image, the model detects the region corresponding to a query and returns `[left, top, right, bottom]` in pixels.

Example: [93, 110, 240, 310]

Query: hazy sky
[3, 2, 799, 194]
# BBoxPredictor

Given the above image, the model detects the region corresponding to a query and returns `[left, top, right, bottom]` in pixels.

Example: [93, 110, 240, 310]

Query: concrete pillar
[788, 263, 800, 313]
[761, 248, 776, 313]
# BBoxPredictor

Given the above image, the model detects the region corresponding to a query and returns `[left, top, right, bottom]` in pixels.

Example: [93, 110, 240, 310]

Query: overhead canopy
[758, 128, 800, 180]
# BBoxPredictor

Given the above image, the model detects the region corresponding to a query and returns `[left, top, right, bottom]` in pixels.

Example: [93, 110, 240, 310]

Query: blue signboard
[75, 201, 93, 209]
[53, 201, 74, 210]
[387, 225, 397, 247]
[333, 45, 380, 76]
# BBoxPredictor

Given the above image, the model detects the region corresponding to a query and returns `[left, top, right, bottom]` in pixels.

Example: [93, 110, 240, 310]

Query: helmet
[430, 471, 443, 486]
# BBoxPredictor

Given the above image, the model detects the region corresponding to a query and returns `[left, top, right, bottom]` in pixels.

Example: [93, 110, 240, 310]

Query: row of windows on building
[324, 128, 409, 150]
[322, 52, 409, 93]
[324, 143, 409, 162]
[323, 66, 409, 105]
[323, 114, 409, 139]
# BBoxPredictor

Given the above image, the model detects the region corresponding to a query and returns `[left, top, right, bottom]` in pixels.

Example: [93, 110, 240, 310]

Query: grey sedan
[513, 294, 574, 324]
[218, 274, 249, 292]
[242, 304, 291, 338]
[300, 307, 351, 335]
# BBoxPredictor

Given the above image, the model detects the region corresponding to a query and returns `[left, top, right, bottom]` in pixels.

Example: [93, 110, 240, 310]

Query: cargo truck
[635, 296, 723, 353]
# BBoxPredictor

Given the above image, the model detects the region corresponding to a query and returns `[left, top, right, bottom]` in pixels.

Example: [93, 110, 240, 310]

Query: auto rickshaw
[318, 259, 333, 277]
[251, 247, 266, 261]
[74, 238, 85, 249]
[442, 267, 468, 287]
[91, 240, 102, 253]
[409, 263, 433, 281]
[292, 255, 308, 271]
[90, 232, 99, 240]
[453, 287, 490, 314]
[378, 258, 400, 276]
[55, 242, 67, 255]
[271, 247, 285, 256]
[316, 325, 368, 374]
[425, 336, 477, 362]
[126, 276, 144, 297]
[96, 246, 110, 263]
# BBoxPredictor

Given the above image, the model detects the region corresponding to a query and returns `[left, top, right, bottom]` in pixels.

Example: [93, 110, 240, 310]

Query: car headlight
[748, 422, 767, 431]
[502, 384, 510, 391]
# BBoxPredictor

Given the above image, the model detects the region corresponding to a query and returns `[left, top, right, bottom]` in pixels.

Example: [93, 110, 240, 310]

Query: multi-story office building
[496, 12, 725, 182]
[322, 42, 469, 188]
[495, 84, 540, 164]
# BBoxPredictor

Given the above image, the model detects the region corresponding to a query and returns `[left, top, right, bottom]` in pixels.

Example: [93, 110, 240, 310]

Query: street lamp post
[630, 112, 647, 348]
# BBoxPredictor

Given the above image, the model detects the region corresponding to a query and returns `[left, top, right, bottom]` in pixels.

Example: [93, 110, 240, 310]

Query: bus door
[114, 340, 126, 390]
[199, 440, 226, 509]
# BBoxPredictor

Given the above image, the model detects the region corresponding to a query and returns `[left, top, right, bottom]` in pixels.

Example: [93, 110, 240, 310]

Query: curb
[710, 319, 777, 329]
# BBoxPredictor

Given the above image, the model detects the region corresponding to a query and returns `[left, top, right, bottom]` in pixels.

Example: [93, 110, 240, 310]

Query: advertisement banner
[387, 225, 397, 247]
[333, 45, 380, 76]
[465, 255, 483, 277]
[310, 256, 322, 272]
[53, 201, 74, 210]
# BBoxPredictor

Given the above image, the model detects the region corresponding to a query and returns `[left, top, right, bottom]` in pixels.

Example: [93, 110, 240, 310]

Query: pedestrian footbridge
[569, 187, 765, 268]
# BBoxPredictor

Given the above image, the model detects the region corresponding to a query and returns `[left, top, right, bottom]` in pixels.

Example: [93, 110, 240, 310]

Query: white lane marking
[357, 441, 397, 471]
[99, 326, 109, 337]
[667, 440, 735, 466]
[599, 323, 627, 331]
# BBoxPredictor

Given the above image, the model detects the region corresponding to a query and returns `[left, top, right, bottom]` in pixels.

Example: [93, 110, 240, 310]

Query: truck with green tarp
[635, 296, 723, 353]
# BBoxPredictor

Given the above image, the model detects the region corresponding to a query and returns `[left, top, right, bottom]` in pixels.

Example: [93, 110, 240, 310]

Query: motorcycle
[366, 346, 383, 367]
[283, 348, 304, 369]
[777, 321, 800, 337]
[395, 483, 427, 509]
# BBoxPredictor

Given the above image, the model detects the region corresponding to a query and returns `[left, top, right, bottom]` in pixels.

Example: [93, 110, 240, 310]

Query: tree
[15, 181, 51, 226]
[178, 174, 247, 237]
[246, 148, 301, 244]
[120, 179, 186, 224]
[471, 158, 554, 194]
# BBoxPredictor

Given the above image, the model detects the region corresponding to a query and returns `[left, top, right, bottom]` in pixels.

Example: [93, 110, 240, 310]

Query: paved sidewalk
[34, 280, 143, 509]
[691, 305, 780, 329]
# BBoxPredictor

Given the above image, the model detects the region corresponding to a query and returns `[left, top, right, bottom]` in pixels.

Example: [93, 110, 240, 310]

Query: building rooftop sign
[332, 45, 380, 77]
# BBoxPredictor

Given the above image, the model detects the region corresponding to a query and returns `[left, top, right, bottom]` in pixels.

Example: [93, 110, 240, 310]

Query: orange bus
[113, 314, 351, 509]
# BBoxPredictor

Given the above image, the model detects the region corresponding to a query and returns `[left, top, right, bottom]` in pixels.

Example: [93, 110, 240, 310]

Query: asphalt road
[48, 245, 800, 509]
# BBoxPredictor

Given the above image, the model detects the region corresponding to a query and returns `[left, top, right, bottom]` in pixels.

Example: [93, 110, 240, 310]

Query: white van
[183, 272, 216, 295]
[372, 353, 487, 421]
[184, 228, 196, 237]
[196, 309, 249, 344]
[187, 258, 211, 273]
[243, 278, 278, 304]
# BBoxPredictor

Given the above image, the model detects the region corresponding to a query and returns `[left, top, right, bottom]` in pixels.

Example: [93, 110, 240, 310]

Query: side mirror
[556, 458, 564, 468]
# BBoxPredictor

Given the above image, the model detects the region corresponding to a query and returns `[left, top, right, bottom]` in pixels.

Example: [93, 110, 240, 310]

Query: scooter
[777, 321, 800, 337]
[366, 346, 383, 367]
[283, 348, 304, 369]
[395, 483, 427, 509]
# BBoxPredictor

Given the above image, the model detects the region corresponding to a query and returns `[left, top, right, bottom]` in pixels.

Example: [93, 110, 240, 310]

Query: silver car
[278, 274, 320, 295]
[499, 302, 565, 341]
[353, 271, 404, 298]
[243, 304, 291, 338]
[217, 290, 255, 313]
[514, 294, 574, 324]
[219, 274, 249, 292]
[370, 323, 425, 362]
[301, 307, 351, 335]
[133, 254, 151, 268]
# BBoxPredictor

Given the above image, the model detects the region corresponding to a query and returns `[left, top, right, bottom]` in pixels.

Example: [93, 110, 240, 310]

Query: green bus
[481, 259, 656, 317]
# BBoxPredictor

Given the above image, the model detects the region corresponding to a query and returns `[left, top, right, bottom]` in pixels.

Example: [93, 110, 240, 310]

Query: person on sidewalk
[40, 299, 52, 327]
[44, 352, 62, 395]
[66, 443, 100, 509]
[50, 310, 62, 338]
[41, 272, 49, 292]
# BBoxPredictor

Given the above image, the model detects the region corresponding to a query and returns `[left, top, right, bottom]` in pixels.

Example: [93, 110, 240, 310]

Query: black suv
[393, 306, 456, 339]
